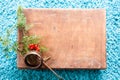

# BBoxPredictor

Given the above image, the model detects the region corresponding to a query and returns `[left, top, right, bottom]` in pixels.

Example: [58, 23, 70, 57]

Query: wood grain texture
[17, 9, 106, 69]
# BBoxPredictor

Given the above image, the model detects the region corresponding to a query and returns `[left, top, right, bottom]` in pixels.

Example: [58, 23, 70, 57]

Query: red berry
[28, 44, 40, 51]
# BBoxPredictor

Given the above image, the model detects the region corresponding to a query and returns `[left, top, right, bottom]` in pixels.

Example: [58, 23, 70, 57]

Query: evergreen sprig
[0, 6, 48, 56]
[17, 6, 48, 55]
[0, 27, 17, 57]
[17, 6, 26, 28]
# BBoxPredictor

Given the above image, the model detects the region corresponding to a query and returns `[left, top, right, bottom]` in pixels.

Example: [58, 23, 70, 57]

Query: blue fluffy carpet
[0, 0, 120, 80]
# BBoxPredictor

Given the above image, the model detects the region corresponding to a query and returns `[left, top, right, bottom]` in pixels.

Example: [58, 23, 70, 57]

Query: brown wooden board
[17, 8, 106, 69]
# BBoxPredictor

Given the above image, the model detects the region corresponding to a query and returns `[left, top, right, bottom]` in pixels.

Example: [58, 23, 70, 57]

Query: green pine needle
[0, 6, 48, 56]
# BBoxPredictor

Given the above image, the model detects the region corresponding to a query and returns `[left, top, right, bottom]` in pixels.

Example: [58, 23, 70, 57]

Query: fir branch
[17, 6, 26, 28]
[0, 6, 48, 56]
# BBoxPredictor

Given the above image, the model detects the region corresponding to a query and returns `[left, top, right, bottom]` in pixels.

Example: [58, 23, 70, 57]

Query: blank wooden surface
[17, 9, 106, 69]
